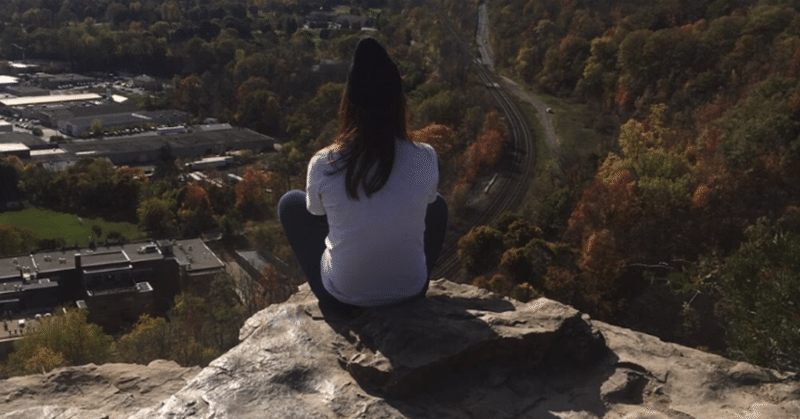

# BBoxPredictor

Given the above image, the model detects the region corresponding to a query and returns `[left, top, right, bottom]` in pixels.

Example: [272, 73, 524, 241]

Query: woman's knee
[278, 189, 306, 219]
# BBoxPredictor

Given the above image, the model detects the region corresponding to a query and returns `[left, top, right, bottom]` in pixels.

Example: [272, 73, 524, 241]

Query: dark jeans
[278, 189, 448, 314]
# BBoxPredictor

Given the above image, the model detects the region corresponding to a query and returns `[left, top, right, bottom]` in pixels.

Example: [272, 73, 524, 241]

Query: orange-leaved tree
[235, 164, 279, 220]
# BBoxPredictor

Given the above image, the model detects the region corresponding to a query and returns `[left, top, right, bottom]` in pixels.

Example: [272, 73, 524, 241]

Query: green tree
[285, 82, 345, 149]
[503, 219, 542, 249]
[7, 308, 113, 376]
[500, 247, 533, 283]
[137, 197, 177, 238]
[0, 159, 21, 206]
[718, 217, 800, 371]
[116, 314, 171, 365]
[457, 225, 505, 277]
[0, 224, 38, 257]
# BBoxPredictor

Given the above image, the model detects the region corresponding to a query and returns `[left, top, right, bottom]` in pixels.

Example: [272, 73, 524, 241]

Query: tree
[91, 224, 102, 239]
[500, 247, 533, 283]
[7, 308, 113, 376]
[235, 86, 281, 135]
[456, 111, 507, 185]
[718, 217, 800, 371]
[178, 183, 215, 236]
[23, 347, 65, 375]
[503, 219, 542, 248]
[173, 73, 208, 117]
[116, 314, 171, 365]
[457, 225, 505, 277]
[0, 224, 38, 257]
[412, 124, 457, 157]
[0, 159, 21, 206]
[137, 197, 177, 238]
[235, 164, 277, 220]
[285, 82, 345, 148]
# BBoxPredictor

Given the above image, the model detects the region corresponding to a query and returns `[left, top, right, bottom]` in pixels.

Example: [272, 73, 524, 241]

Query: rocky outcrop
[0, 360, 200, 419]
[2, 279, 799, 419]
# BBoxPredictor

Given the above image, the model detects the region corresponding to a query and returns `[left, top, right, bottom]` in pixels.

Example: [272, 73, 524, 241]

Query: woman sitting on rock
[278, 37, 448, 316]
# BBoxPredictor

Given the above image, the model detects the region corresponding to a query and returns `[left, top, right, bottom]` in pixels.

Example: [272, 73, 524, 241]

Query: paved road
[476, 3, 496, 71]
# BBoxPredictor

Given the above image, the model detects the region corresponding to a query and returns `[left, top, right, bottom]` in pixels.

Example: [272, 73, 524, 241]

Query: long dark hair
[324, 38, 419, 200]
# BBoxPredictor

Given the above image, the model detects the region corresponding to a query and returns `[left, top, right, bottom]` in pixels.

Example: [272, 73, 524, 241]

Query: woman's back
[279, 37, 447, 314]
[306, 138, 439, 306]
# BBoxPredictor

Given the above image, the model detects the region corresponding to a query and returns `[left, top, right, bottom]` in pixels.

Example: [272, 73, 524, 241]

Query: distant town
[0, 65, 276, 174]
[0, 63, 286, 356]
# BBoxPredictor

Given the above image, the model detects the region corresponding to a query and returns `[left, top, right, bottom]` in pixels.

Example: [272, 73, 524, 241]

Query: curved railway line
[429, 1, 539, 283]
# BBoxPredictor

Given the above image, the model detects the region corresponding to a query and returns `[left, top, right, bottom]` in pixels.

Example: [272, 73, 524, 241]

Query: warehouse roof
[60, 127, 275, 155]
[0, 93, 102, 107]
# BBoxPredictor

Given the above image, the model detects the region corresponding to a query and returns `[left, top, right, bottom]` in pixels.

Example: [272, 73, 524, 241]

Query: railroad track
[428, 1, 538, 283]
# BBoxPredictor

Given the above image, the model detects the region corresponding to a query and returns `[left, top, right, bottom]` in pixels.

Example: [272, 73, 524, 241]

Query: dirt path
[499, 76, 560, 157]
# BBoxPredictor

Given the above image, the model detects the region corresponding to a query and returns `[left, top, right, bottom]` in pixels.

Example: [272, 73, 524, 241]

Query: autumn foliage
[412, 124, 457, 157]
[447, 111, 507, 204]
[235, 164, 279, 220]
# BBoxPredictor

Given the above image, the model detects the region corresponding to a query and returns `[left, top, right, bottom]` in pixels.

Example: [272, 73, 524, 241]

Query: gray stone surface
[0, 360, 200, 419]
[2, 279, 799, 419]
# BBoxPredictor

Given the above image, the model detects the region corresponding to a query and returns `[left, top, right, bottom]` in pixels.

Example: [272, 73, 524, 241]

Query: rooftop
[0, 239, 222, 281]
[0, 277, 58, 294]
[80, 249, 131, 267]
[236, 250, 270, 274]
[0, 143, 29, 153]
[7, 62, 38, 70]
[0, 93, 102, 107]
[60, 126, 274, 155]
[0, 316, 43, 342]
[0, 132, 48, 147]
[170, 238, 224, 273]
[6, 85, 49, 95]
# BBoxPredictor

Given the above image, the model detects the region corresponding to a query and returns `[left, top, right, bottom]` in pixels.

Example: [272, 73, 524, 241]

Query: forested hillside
[456, 0, 800, 372]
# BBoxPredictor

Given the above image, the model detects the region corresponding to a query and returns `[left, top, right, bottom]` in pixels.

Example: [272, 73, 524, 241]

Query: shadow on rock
[321, 280, 614, 419]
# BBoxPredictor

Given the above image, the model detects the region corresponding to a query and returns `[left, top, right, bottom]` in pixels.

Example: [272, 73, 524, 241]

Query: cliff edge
[2, 279, 798, 418]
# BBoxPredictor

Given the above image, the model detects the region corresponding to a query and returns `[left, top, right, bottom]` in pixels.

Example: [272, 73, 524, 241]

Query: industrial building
[0, 132, 49, 159]
[0, 238, 226, 354]
[0, 131, 49, 149]
[0, 75, 20, 91]
[29, 101, 139, 128]
[58, 109, 188, 137]
[31, 73, 95, 89]
[5, 85, 49, 97]
[0, 143, 29, 158]
[132, 74, 162, 91]
[60, 125, 275, 166]
[0, 93, 102, 108]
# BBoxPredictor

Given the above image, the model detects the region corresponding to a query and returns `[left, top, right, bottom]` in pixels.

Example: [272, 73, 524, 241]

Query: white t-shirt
[306, 138, 439, 306]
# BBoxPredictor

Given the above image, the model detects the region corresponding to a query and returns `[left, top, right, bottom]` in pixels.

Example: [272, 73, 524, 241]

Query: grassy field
[533, 93, 616, 162]
[497, 76, 618, 236]
[0, 208, 144, 247]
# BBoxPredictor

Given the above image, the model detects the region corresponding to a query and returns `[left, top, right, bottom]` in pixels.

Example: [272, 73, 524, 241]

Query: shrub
[457, 225, 505, 277]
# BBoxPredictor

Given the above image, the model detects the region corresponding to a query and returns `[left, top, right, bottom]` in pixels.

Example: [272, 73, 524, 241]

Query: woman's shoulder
[310, 144, 341, 163]
[404, 138, 435, 153]
[405, 140, 438, 162]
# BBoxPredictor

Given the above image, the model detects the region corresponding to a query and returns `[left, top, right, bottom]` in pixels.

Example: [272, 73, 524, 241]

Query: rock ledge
[2, 279, 799, 419]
